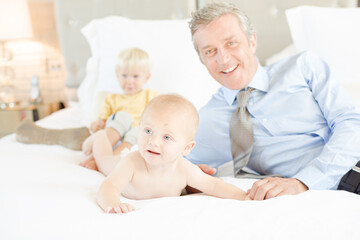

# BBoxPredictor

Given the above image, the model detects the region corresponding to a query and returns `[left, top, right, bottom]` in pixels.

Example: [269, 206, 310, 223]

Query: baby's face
[138, 106, 194, 166]
[116, 65, 150, 95]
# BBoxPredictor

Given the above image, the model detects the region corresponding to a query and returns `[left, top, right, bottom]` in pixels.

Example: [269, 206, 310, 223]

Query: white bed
[1, 4, 360, 240]
[1, 106, 360, 239]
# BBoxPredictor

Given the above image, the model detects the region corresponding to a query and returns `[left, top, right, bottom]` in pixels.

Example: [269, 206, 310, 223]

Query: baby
[80, 47, 158, 170]
[84, 94, 248, 214]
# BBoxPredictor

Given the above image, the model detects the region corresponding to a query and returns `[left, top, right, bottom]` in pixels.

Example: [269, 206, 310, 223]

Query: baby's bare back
[120, 152, 189, 200]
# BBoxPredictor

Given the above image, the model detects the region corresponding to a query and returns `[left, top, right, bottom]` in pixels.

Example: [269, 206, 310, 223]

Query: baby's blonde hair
[142, 94, 199, 140]
[116, 47, 152, 74]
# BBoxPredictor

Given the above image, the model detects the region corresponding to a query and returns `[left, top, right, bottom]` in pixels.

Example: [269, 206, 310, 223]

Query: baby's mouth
[147, 150, 160, 155]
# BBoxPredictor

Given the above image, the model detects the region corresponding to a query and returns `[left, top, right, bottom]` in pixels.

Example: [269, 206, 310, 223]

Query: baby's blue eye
[144, 129, 151, 134]
[163, 135, 171, 141]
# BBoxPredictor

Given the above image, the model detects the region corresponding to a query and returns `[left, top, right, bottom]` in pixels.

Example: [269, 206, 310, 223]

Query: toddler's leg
[105, 111, 133, 147]
[81, 111, 133, 174]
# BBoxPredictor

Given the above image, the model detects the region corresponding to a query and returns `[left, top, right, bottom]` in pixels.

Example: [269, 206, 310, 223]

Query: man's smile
[221, 64, 238, 74]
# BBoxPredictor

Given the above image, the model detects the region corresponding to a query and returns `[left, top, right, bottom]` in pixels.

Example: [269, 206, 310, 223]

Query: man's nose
[216, 47, 230, 65]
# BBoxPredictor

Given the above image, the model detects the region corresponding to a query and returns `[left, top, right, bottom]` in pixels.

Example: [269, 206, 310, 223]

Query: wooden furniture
[0, 102, 64, 138]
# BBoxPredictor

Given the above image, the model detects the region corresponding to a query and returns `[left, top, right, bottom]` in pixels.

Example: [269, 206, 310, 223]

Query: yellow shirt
[99, 89, 159, 127]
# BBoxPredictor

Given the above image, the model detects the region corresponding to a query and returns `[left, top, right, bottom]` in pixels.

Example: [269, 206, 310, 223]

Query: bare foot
[79, 157, 99, 171]
[82, 134, 95, 156]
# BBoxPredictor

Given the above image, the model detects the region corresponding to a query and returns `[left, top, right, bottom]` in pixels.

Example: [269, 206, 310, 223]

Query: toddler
[80, 47, 158, 170]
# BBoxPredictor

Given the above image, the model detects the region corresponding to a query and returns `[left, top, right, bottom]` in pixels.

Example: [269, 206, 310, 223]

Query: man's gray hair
[189, 2, 256, 54]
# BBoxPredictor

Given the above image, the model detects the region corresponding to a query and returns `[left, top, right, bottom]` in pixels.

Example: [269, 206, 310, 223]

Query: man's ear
[249, 33, 257, 54]
[182, 141, 196, 156]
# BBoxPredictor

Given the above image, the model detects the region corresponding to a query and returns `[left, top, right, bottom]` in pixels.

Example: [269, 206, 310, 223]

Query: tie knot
[237, 88, 253, 108]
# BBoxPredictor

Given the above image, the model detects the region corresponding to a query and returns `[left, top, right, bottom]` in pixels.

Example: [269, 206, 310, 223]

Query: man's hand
[197, 164, 217, 175]
[185, 164, 217, 194]
[247, 177, 308, 200]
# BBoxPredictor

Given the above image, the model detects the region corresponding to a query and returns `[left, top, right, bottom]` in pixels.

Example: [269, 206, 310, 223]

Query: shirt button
[248, 101, 253, 106]
[263, 118, 267, 122]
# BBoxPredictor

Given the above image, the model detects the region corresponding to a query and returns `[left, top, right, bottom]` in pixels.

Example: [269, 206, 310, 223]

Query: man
[186, 2, 360, 200]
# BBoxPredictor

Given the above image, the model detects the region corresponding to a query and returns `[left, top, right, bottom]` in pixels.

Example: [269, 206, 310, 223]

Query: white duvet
[1, 105, 360, 240]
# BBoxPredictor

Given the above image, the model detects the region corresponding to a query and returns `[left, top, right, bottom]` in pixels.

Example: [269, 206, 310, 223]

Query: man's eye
[122, 74, 127, 78]
[205, 49, 215, 56]
[133, 75, 139, 79]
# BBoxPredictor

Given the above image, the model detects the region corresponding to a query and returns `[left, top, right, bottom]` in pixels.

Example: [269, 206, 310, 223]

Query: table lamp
[0, 0, 33, 108]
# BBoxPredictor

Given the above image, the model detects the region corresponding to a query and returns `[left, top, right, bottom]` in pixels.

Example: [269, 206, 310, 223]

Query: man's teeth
[222, 65, 237, 73]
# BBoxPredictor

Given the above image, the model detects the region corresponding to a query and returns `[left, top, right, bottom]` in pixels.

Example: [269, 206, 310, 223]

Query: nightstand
[0, 102, 65, 138]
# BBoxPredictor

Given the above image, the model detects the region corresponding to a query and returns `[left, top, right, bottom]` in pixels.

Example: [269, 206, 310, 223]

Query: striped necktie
[229, 88, 254, 176]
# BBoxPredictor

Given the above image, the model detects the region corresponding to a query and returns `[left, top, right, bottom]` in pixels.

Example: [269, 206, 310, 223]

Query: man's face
[194, 14, 258, 90]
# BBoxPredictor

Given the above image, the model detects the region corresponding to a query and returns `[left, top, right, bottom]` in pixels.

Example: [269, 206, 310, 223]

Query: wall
[4, 0, 67, 105]
[3, 0, 358, 105]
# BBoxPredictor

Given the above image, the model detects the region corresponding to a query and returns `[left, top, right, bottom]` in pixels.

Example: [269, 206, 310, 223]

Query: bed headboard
[54, 0, 357, 88]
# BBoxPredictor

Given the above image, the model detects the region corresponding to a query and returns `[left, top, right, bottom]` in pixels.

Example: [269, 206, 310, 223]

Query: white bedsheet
[1, 105, 360, 240]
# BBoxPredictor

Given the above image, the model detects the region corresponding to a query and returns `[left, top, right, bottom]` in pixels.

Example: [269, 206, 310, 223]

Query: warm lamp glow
[0, 0, 33, 40]
[0, 0, 33, 107]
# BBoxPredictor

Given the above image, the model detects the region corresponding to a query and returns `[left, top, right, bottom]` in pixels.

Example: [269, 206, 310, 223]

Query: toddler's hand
[91, 121, 105, 133]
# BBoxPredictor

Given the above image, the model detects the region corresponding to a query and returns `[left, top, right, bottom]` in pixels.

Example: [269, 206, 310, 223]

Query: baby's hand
[104, 202, 136, 214]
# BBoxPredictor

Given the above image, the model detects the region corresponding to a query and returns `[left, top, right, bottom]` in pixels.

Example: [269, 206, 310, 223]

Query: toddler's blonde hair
[116, 47, 152, 74]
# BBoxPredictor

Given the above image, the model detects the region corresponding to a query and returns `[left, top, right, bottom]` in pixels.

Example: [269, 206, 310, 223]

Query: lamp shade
[0, 0, 33, 40]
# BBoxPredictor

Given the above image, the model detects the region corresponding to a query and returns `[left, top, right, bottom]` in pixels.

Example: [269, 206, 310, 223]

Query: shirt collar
[222, 61, 270, 106]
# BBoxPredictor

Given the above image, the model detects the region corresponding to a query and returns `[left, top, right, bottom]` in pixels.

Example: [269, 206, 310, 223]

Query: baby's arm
[97, 155, 135, 213]
[185, 161, 248, 200]
[90, 119, 106, 133]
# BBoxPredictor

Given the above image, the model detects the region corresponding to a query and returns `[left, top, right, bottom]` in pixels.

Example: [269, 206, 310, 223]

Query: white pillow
[78, 16, 220, 124]
[286, 6, 360, 84]
[264, 44, 298, 66]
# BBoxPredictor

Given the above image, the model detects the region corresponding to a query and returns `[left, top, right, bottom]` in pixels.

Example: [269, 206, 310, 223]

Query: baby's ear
[182, 141, 196, 156]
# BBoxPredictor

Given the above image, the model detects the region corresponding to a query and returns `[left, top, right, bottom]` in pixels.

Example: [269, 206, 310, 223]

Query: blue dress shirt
[186, 51, 360, 190]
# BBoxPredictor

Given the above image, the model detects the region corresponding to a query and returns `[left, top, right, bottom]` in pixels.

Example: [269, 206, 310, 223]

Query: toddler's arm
[185, 161, 248, 200]
[97, 155, 135, 213]
[90, 119, 106, 133]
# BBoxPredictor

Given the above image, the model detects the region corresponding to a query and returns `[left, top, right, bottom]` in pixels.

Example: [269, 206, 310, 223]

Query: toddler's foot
[82, 134, 95, 156]
[79, 157, 99, 171]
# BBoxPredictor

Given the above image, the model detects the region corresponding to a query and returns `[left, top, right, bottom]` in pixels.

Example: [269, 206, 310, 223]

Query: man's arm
[292, 53, 360, 190]
[249, 53, 360, 199]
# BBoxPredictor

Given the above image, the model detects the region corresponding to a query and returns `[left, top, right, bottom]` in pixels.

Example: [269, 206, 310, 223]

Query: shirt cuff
[293, 164, 332, 190]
